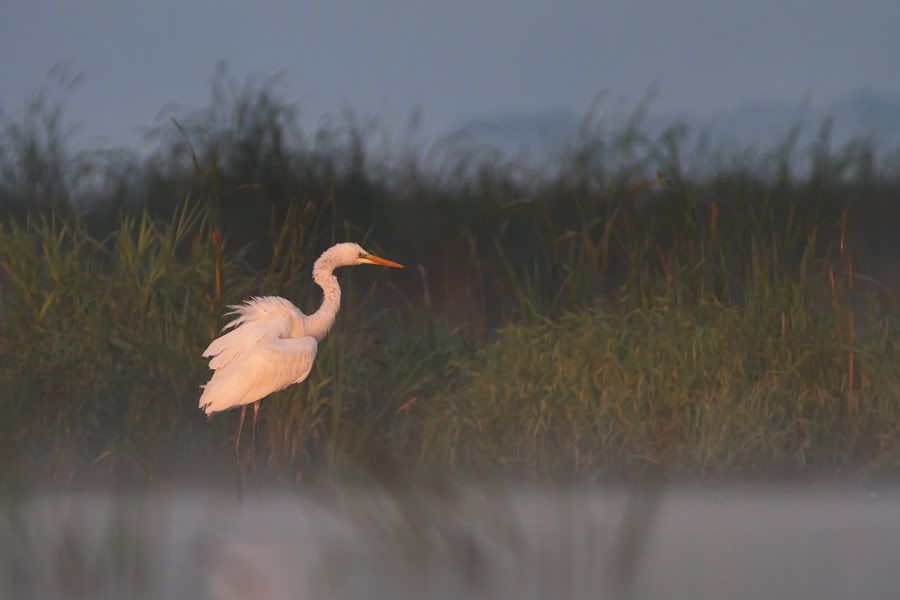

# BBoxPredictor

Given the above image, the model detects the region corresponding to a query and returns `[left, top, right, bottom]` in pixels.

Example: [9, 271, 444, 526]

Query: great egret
[198, 242, 404, 470]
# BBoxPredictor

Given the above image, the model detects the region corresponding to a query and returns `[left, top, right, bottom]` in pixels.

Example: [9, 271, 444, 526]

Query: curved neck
[306, 256, 342, 340]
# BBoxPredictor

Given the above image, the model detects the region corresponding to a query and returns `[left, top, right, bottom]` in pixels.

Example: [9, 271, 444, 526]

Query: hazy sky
[2, 0, 899, 148]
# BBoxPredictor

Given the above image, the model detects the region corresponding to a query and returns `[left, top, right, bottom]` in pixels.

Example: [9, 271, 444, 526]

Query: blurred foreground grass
[2, 70, 900, 484]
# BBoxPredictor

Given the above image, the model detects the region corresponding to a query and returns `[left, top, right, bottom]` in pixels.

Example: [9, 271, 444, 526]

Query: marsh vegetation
[2, 70, 900, 485]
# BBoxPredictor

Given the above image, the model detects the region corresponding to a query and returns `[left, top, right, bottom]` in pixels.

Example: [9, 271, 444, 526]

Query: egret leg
[235, 405, 247, 502]
[235, 405, 247, 464]
[250, 401, 261, 471]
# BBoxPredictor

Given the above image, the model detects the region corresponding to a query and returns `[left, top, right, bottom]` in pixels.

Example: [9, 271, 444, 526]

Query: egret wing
[203, 318, 287, 370]
[202, 296, 302, 370]
[199, 336, 318, 416]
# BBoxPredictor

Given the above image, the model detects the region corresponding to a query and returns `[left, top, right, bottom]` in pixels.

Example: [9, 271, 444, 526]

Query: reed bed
[2, 71, 900, 484]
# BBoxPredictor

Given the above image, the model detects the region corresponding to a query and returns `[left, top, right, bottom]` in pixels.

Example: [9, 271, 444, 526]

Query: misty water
[3, 481, 898, 599]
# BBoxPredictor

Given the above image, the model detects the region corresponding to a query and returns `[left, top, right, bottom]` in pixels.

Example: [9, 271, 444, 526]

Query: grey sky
[2, 0, 899, 148]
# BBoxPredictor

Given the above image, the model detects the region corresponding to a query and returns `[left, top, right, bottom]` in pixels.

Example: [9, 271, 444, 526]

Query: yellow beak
[362, 253, 404, 269]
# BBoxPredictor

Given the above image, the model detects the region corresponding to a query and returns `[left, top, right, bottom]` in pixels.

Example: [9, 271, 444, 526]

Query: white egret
[198, 242, 404, 469]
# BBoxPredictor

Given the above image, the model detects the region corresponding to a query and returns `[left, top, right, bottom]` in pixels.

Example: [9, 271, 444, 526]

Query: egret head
[321, 242, 405, 270]
[356, 247, 404, 268]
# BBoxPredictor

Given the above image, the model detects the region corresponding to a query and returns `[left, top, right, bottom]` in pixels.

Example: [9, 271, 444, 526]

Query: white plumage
[199, 296, 318, 416]
[198, 242, 404, 444]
